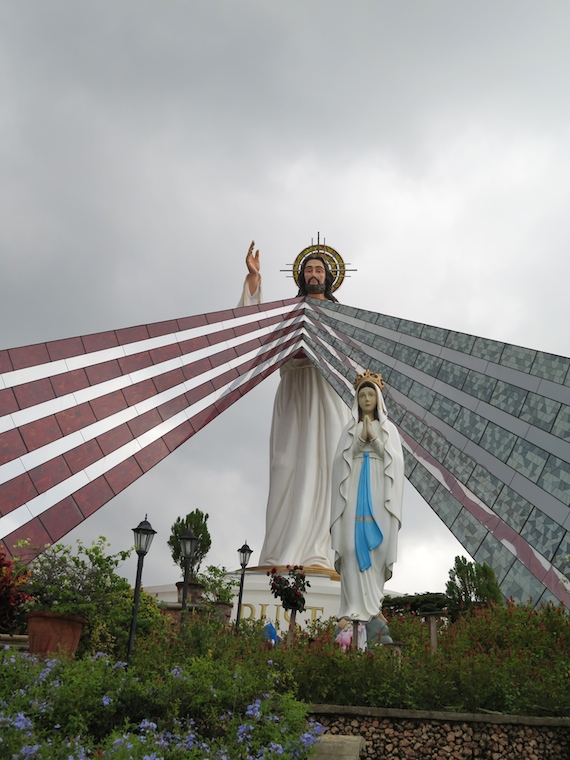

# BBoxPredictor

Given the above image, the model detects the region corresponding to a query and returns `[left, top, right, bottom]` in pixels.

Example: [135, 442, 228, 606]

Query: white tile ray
[0, 505, 35, 540]
[0, 328, 303, 488]
[1, 302, 302, 390]
[0, 336, 303, 541]
[0, 311, 305, 435]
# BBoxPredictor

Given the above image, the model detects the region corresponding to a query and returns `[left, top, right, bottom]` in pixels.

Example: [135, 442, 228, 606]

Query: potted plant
[198, 565, 239, 622]
[20, 537, 131, 658]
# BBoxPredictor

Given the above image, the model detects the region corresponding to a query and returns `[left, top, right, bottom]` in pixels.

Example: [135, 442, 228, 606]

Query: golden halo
[292, 245, 346, 293]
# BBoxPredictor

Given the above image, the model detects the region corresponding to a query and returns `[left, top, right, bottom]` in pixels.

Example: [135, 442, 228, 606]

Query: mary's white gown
[330, 385, 404, 621]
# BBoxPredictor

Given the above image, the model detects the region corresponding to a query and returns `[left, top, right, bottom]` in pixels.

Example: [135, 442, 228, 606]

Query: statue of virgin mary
[330, 370, 404, 622]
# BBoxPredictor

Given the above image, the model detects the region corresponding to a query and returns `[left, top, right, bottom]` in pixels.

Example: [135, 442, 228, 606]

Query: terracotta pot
[176, 580, 205, 605]
[214, 601, 233, 623]
[27, 611, 86, 658]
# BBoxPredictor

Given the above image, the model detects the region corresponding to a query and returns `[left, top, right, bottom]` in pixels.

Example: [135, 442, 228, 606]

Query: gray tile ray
[298, 302, 570, 607]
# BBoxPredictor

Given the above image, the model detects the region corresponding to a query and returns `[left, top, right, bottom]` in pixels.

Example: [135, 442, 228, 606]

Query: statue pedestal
[229, 569, 341, 629]
[146, 569, 402, 632]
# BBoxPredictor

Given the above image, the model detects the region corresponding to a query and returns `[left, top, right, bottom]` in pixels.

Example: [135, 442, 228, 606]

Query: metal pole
[180, 556, 190, 634]
[127, 552, 145, 664]
[235, 565, 246, 634]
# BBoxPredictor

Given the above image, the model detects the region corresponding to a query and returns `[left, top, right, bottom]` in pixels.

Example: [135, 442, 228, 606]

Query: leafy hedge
[1, 597, 569, 758]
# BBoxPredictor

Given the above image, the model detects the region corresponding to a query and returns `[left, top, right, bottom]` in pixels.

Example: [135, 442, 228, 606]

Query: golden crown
[354, 369, 385, 392]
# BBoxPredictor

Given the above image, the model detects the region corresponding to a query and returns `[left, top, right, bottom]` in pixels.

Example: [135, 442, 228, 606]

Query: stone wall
[310, 706, 570, 760]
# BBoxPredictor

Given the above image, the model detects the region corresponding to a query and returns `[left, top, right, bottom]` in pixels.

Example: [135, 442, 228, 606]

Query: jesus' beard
[305, 282, 326, 295]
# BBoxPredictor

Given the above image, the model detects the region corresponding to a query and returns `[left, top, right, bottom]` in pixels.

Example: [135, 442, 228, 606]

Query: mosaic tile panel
[445, 331, 476, 354]
[501, 560, 548, 605]
[552, 405, 570, 442]
[437, 360, 469, 390]
[389, 370, 414, 395]
[551, 532, 570, 579]
[402, 447, 417, 479]
[373, 335, 397, 355]
[400, 412, 429, 443]
[467, 464, 503, 506]
[530, 351, 570, 384]
[375, 314, 400, 331]
[462, 371, 497, 403]
[408, 381, 436, 410]
[493, 485, 533, 533]
[355, 308, 377, 324]
[431, 484, 462, 528]
[519, 392, 561, 433]
[443, 445, 476, 484]
[489, 380, 528, 416]
[453, 407, 488, 444]
[354, 327, 375, 347]
[450, 509, 487, 556]
[398, 319, 423, 338]
[507, 438, 549, 483]
[479, 422, 517, 463]
[421, 324, 448, 345]
[538, 455, 570, 506]
[421, 427, 451, 463]
[501, 344, 537, 373]
[430, 393, 461, 426]
[474, 534, 516, 584]
[537, 589, 562, 607]
[414, 352, 443, 377]
[392, 343, 419, 366]
[409, 462, 440, 502]
[471, 336, 505, 363]
[386, 398, 406, 425]
[520, 507, 564, 562]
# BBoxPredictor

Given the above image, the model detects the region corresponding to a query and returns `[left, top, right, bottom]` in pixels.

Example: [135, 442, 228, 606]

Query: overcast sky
[1, 1, 569, 595]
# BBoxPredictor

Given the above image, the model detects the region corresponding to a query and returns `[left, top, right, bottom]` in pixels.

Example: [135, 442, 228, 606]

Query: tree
[168, 510, 211, 576]
[445, 555, 503, 621]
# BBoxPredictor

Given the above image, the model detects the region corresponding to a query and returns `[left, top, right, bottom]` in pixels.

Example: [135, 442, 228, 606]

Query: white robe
[330, 385, 404, 621]
[240, 280, 350, 569]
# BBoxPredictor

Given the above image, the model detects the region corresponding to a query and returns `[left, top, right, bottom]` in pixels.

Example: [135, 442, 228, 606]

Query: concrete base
[314, 734, 365, 759]
[146, 571, 404, 630]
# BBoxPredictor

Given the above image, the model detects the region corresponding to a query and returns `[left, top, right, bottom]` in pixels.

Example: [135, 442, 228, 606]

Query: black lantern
[180, 527, 199, 632]
[180, 528, 199, 571]
[133, 515, 157, 556]
[235, 541, 253, 634]
[127, 515, 156, 663]
[238, 541, 253, 570]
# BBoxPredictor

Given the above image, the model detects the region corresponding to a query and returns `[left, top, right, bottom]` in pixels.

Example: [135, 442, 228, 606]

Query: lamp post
[180, 527, 199, 633]
[235, 541, 253, 634]
[127, 515, 156, 663]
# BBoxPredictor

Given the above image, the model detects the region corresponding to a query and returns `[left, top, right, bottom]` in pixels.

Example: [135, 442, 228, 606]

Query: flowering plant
[0, 547, 31, 633]
[20, 537, 131, 619]
[267, 566, 310, 613]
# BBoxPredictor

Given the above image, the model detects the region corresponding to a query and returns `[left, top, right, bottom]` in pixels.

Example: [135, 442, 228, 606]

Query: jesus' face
[303, 259, 326, 294]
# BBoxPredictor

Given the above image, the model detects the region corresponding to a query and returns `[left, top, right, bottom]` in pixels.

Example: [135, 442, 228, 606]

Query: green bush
[2, 584, 569, 759]
[0, 646, 323, 758]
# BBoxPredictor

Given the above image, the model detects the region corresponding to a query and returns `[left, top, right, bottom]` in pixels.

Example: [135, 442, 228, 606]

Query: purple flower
[101, 695, 113, 707]
[245, 699, 261, 718]
[12, 712, 33, 731]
